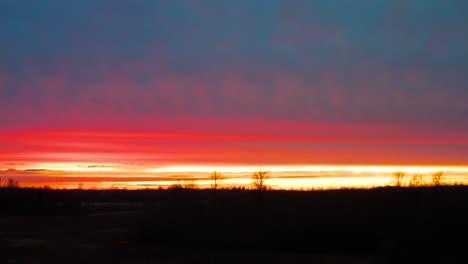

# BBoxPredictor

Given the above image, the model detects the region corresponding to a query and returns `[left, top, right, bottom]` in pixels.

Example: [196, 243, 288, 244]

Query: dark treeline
[1, 186, 467, 261]
[134, 187, 468, 259]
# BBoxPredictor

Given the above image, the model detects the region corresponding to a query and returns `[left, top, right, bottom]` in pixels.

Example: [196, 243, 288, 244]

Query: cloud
[0, 61, 466, 132]
[77, 164, 115, 168]
[0, 128, 467, 166]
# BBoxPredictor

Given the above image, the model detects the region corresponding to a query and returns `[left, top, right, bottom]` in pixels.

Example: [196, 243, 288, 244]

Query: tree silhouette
[392, 171, 406, 187]
[209, 171, 226, 190]
[183, 178, 199, 189]
[409, 174, 424, 187]
[6, 178, 19, 188]
[431, 171, 444, 187]
[252, 169, 270, 191]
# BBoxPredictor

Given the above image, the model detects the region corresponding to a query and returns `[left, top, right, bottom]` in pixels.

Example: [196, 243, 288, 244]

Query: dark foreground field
[1, 186, 467, 263]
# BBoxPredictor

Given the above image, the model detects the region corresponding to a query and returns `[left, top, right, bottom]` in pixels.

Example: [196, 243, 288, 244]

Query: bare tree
[168, 179, 183, 190]
[409, 174, 424, 187]
[392, 171, 407, 187]
[252, 169, 270, 191]
[431, 171, 444, 187]
[183, 178, 199, 189]
[210, 171, 226, 190]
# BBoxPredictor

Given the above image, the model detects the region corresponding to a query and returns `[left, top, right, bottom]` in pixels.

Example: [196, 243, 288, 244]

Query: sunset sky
[1, 1, 467, 189]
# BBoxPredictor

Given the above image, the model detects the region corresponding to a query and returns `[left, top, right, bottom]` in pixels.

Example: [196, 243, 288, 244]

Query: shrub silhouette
[168, 180, 184, 190]
[167, 178, 199, 190]
[431, 171, 444, 187]
[409, 174, 424, 187]
[252, 169, 270, 191]
[183, 178, 199, 189]
[392, 171, 406, 187]
[6, 178, 19, 188]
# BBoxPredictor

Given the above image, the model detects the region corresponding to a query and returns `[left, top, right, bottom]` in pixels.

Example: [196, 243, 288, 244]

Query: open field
[1, 186, 467, 263]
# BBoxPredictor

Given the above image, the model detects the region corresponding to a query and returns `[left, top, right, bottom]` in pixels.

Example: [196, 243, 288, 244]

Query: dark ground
[1, 186, 467, 263]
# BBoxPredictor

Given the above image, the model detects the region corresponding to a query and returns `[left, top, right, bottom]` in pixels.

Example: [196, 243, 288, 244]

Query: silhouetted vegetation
[392, 171, 406, 187]
[168, 177, 199, 190]
[182, 177, 199, 189]
[1, 174, 468, 263]
[409, 174, 424, 187]
[210, 171, 225, 190]
[0, 178, 20, 188]
[432, 171, 444, 186]
[2, 185, 467, 263]
[251, 169, 270, 191]
[389, 171, 452, 188]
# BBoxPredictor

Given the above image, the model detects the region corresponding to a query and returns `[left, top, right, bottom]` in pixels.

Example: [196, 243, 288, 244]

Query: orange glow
[1, 128, 467, 189]
[2, 162, 468, 190]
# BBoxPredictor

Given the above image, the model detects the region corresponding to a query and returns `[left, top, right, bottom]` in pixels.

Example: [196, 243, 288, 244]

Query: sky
[0, 0, 467, 189]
